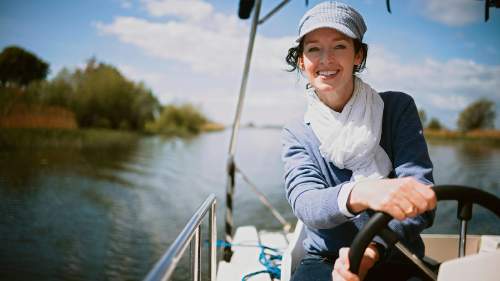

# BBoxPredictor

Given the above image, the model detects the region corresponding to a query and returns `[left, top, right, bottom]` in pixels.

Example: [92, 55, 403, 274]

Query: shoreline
[424, 129, 500, 145]
[2, 127, 499, 149]
[0, 128, 141, 149]
[0, 125, 226, 149]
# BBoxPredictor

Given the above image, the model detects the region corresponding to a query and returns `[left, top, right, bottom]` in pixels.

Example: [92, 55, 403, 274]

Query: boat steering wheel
[348, 185, 500, 281]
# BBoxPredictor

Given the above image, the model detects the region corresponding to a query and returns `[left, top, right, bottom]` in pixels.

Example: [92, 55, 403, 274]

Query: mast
[223, 0, 263, 261]
[224, 0, 294, 261]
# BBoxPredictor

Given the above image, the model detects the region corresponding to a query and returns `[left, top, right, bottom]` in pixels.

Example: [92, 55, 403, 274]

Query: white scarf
[304, 77, 392, 181]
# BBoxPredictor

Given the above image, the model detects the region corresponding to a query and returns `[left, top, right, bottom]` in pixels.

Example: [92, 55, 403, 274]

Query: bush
[427, 118, 443, 130]
[1, 49, 212, 135]
[457, 98, 496, 132]
[418, 109, 427, 128]
[1, 58, 161, 132]
[146, 104, 208, 136]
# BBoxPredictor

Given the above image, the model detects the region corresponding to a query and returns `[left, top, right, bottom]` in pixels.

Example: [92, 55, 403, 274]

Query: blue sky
[1, 0, 499, 128]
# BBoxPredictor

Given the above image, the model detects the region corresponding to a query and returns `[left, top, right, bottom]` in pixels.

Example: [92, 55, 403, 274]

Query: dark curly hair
[285, 38, 368, 73]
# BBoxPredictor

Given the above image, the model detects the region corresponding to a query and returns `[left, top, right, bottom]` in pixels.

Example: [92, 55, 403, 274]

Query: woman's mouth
[317, 70, 339, 78]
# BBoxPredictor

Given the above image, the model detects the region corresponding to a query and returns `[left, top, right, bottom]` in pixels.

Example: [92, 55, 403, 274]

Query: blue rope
[212, 240, 283, 280]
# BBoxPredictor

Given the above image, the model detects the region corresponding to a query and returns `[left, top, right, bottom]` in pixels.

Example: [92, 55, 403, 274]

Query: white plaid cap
[296, 1, 367, 43]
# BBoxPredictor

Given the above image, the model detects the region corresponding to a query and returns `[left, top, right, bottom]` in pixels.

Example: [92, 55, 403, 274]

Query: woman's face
[300, 28, 363, 111]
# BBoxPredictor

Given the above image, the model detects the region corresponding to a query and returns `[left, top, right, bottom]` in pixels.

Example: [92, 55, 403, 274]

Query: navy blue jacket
[281, 91, 435, 259]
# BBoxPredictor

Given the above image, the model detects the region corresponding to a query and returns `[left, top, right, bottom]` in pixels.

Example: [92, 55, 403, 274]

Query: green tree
[146, 104, 208, 136]
[39, 68, 75, 107]
[418, 109, 427, 127]
[130, 82, 160, 130]
[457, 98, 496, 132]
[427, 118, 442, 130]
[70, 59, 160, 130]
[0, 46, 49, 87]
[0, 54, 163, 132]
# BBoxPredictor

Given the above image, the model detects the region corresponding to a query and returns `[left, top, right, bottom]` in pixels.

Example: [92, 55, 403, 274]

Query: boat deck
[216, 224, 500, 281]
[216, 226, 290, 281]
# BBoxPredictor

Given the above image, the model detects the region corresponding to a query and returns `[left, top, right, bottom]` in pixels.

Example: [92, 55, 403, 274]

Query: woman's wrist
[347, 182, 368, 213]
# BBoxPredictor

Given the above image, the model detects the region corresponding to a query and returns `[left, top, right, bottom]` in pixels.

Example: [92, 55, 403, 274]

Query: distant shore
[0, 123, 226, 149]
[0, 128, 141, 149]
[201, 122, 225, 132]
[424, 129, 500, 144]
[2, 127, 499, 149]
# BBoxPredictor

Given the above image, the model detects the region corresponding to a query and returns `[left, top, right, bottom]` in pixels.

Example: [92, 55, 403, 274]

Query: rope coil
[215, 240, 283, 280]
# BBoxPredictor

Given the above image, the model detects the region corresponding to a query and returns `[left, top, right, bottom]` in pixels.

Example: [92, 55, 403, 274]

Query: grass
[424, 129, 500, 145]
[0, 123, 225, 150]
[0, 128, 141, 149]
[201, 122, 225, 132]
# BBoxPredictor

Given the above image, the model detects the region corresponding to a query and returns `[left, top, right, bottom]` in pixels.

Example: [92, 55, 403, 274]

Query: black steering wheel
[348, 185, 500, 280]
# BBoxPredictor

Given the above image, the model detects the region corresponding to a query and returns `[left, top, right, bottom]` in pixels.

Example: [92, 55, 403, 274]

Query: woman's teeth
[317, 70, 338, 77]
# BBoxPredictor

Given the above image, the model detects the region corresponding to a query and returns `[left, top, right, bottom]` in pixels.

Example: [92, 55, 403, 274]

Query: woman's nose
[320, 49, 335, 64]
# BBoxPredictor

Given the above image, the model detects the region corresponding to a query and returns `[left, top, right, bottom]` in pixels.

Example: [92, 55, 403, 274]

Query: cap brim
[295, 23, 357, 43]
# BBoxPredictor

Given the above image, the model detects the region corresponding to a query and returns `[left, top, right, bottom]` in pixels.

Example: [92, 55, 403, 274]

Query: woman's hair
[285, 38, 368, 73]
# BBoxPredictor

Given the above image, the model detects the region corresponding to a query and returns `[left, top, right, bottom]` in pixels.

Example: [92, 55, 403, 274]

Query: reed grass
[0, 128, 140, 149]
[424, 129, 500, 144]
[201, 122, 226, 132]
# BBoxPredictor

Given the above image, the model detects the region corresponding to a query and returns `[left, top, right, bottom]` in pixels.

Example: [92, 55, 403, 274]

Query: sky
[1, 0, 499, 128]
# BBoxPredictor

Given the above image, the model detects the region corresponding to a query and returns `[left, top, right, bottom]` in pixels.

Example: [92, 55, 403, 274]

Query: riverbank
[424, 129, 500, 145]
[201, 122, 226, 132]
[0, 125, 226, 150]
[0, 128, 141, 149]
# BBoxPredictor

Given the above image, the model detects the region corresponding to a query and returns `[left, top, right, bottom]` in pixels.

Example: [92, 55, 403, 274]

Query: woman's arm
[282, 124, 355, 229]
[348, 94, 436, 247]
[387, 94, 436, 243]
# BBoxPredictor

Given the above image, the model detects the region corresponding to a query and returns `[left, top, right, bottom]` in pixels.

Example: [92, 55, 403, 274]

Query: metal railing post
[209, 201, 217, 281]
[143, 194, 216, 281]
[459, 220, 467, 257]
[191, 227, 201, 281]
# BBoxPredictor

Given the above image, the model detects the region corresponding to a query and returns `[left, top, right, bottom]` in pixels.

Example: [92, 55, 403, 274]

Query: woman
[281, 1, 437, 280]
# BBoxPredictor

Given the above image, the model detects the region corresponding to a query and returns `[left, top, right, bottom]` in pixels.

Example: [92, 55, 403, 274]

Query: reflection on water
[425, 140, 500, 235]
[0, 130, 499, 280]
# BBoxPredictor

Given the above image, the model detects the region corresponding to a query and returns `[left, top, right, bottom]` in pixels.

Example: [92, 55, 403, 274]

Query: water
[1, 129, 499, 280]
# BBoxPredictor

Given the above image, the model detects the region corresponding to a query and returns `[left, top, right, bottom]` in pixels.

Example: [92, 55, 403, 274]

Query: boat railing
[143, 194, 217, 281]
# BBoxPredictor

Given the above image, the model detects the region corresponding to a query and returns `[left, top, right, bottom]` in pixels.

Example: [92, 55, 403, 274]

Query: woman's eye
[334, 44, 346, 49]
[306, 47, 319, 52]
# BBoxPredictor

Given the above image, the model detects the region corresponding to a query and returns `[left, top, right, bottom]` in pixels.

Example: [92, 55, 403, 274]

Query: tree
[70, 59, 160, 130]
[427, 118, 442, 130]
[146, 104, 208, 136]
[0, 46, 49, 87]
[457, 98, 496, 132]
[418, 109, 427, 128]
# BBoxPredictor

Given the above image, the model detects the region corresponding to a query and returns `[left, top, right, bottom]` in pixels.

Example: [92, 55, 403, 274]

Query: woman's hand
[348, 177, 436, 220]
[332, 243, 379, 281]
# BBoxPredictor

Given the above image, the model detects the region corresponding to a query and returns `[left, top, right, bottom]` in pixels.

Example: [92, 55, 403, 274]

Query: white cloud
[95, 0, 499, 128]
[428, 95, 469, 111]
[95, 16, 256, 77]
[117, 64, 175, 101]
[142, 0, 214, 22]
[420, 0, 482, 26]
[361, 45, 500, 127]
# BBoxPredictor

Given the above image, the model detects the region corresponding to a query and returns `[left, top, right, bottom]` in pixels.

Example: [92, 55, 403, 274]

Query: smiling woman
[298, 28, 364, 111]
[281, 2, 437, 281]
[1, 1, 500, 281]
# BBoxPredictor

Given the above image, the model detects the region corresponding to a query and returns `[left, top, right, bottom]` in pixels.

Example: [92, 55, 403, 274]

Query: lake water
[1, 129, 499, 280]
